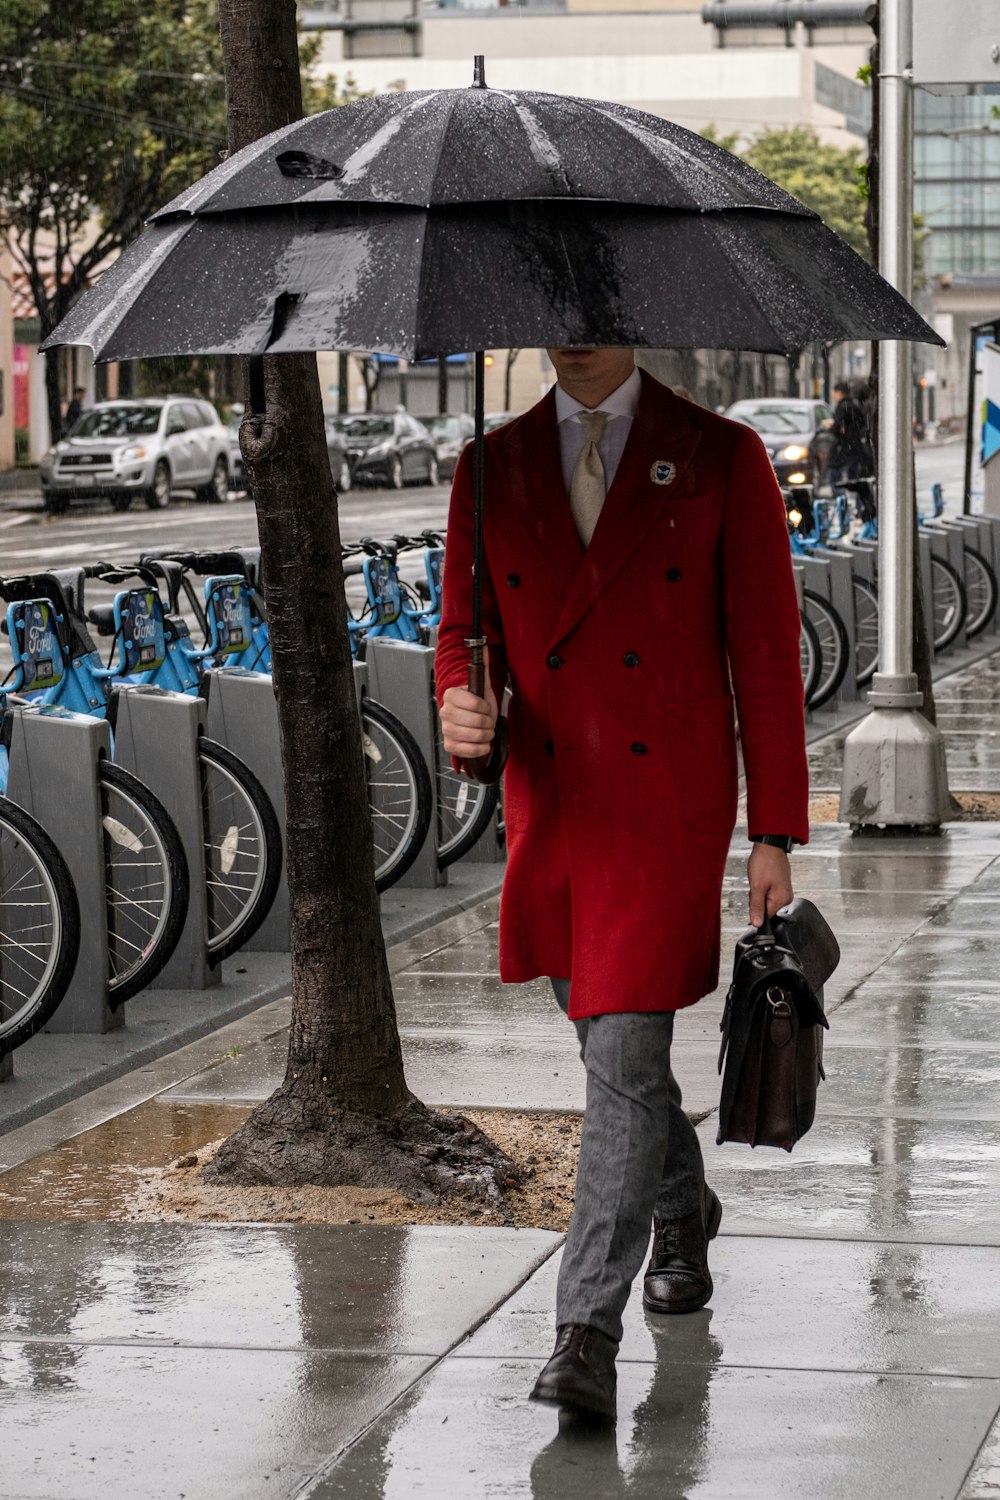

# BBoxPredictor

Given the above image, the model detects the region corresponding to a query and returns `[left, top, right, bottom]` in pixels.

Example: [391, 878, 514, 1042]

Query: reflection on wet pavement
[5, 670, 1000, 1496]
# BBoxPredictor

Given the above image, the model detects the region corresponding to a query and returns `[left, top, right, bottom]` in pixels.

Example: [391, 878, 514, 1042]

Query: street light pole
[838, 0, 950, 829]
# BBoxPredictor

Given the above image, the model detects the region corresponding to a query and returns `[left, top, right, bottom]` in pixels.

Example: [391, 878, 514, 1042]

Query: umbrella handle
[464, 653, 508, 784]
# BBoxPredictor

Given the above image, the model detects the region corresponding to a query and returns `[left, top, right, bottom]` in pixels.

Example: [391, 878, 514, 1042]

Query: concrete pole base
[839, 692, 950, 831]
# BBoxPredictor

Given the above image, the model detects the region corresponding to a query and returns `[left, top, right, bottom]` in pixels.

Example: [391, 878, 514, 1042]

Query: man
[436, 349, 808, 1421]
[830, 379, 872, 483]
[64, 387, 86, 431]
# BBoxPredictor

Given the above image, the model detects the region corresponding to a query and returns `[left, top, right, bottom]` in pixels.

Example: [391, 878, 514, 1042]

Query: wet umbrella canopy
[42, 60, 943, 779]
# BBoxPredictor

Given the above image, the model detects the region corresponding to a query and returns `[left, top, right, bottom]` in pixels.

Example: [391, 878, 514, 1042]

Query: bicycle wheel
[362, 699, 432, 892]
[801, 588, 850, 709]
[0, 798, 80, 1052]
[435, 713, 500, 868]
[852, 576, 880, 687]
[962, 545, 998, 639]
[799, 611, 822, 704]
[930, 554, 966, 651]
[199, 739, 283, 962]
[101, 761, 189, 1006]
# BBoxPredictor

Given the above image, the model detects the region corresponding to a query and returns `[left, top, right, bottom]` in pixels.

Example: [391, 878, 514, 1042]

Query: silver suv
[40, 397, 230, 514]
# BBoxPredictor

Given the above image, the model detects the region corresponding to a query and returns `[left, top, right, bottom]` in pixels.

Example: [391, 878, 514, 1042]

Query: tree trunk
[338, 352, 349, 415]
[43, 349, 63, 446]
[207, 0, 518, 1200]
[437, 356, 448, 415]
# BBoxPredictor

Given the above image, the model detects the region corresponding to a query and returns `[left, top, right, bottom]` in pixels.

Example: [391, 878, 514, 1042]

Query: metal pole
[838, 0, 949, 829]
[963, 323, 982, 517]
[877, 0, 914, 683]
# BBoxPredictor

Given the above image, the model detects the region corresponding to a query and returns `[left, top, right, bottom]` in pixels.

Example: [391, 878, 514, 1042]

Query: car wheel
[110, 493, 133, 514]
[426, 457, 440, 487]
[388, 456, 403, 490]
[43, 491, 70, 516]
[204, 454, 229, 504]
[145, 460, 171, 510]
[338, 459, 352, 494]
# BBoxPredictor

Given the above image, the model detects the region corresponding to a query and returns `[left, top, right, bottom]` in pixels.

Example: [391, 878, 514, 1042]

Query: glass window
[726, 403, 814, 435]
[181, 402, 207, 430]
[70, 404, 161, 438]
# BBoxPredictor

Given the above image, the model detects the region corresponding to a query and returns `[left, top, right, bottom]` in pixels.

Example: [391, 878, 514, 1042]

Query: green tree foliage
[0, 2, 363, 433]
[740, 127, 869, 257]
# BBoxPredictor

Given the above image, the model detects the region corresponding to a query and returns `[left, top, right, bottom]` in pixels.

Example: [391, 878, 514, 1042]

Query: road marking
[0, 514, 36, 529]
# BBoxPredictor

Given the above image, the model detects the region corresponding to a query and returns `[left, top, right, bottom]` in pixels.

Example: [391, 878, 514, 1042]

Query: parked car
[426, 412, 474, 480]
[227, 408, 352, 495]
[336, 411, 439, 488]
[724, 397, 835, 488]
[40, 397, 230, 514]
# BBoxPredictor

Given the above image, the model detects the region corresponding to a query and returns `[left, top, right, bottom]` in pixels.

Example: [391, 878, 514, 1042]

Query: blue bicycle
[3, 564, 280, 967]
[98, 555, 433, 893]
[0, 569, 189, 1001]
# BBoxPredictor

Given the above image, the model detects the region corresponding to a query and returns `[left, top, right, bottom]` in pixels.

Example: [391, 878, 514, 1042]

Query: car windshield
[428, 417, 463, 441]
[341, 417, 393, 438]
[69, 405, 161, 438]
[728, 404, 813, 435]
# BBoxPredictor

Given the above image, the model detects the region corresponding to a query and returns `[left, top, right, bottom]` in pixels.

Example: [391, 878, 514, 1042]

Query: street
[0, 480, 453, 658]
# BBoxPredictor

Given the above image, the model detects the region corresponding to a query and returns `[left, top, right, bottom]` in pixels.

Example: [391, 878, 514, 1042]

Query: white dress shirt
[554, 365, 642, 495]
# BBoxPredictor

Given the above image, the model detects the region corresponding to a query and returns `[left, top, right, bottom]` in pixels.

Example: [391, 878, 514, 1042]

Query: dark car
[724, 398, 835, 488]
[336, 411, 439, 489]
[227, 407, 352, 494]
[426, 412, 475, 480]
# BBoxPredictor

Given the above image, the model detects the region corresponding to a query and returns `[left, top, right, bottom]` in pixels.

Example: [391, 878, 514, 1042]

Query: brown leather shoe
[643, 1184, 722, 1315]
[529, 1324, 618, 1420]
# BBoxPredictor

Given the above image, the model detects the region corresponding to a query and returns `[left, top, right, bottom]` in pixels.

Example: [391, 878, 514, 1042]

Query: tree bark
[208, 0, 518, 1199]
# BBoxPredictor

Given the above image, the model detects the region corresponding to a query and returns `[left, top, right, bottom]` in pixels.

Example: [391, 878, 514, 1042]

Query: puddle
[0, 1100, 252, 1220]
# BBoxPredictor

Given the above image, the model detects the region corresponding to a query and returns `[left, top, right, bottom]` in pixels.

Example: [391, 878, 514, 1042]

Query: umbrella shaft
[471, 348, 486, 649]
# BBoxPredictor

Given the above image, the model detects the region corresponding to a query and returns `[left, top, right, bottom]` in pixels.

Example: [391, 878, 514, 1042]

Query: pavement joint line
[3, 1334, 998, 1385]
[957, 1396, 1000, 1498]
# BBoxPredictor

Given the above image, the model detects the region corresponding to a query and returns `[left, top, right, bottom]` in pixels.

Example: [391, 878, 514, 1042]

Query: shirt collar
[554, 365, 642, 426]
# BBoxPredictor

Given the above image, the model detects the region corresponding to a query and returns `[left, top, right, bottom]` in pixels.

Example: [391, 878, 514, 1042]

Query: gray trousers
[551, 979, 706, 1345]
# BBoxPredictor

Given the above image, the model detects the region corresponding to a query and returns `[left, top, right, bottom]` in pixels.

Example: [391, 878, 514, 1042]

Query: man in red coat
[437, 348, 809, 1420]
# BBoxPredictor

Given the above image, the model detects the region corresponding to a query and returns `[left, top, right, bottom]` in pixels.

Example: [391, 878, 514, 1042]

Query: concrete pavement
[3, 652, 1000, 1496]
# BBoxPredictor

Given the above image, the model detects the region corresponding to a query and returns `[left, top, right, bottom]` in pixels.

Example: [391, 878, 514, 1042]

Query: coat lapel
[550, 374, 702, 647]
[496, 390, 583, 580]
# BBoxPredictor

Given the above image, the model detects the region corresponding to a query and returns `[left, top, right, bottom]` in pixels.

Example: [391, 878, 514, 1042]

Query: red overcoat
[435, 372, 809, 1020]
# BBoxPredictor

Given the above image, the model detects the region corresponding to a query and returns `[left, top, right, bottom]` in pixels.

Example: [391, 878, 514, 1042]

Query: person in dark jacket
[64, 388, 86, 430]
[831, 380, 872, 482]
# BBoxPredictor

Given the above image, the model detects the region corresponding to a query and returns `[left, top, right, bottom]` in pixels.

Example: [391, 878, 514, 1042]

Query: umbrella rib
[427, 88, 463, 210]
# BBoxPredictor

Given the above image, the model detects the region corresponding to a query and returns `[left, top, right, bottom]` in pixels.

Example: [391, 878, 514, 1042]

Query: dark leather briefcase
[717, 898, 840, 1152]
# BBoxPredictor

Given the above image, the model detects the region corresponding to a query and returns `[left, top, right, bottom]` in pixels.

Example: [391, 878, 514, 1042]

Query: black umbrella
[43, 60, 942, 779]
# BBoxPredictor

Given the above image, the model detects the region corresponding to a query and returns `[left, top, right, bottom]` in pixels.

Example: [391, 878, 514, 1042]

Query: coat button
[666, 567, 683, 583]
[507, 573, 521, 588]
[544, 739, 555, 757]
[547, 653, 564, 670]
[631, 742, 648, 756]
[623, 652, 640, 668]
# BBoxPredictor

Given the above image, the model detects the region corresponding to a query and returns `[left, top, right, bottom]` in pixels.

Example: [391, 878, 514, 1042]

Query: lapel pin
[650, 460, 677, 486]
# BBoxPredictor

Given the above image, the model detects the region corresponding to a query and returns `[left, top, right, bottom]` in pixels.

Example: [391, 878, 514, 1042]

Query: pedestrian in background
[64, 387, 86, 431]
[436, 347, 808, 1421]
[831, 378, 873, 482]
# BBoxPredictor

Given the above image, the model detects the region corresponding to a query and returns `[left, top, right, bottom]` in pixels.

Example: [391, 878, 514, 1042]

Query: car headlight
[787, 471, 808, 485]
[787, 508, 803, 529]
[779, 445, 808, 462]
[118, 445, 147, 463]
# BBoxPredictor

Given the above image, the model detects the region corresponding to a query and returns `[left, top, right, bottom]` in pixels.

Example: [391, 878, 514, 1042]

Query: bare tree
[208, 0, 517, 1198]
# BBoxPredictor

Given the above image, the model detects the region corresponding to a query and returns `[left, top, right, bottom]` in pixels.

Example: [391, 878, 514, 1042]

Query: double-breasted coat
[435, 372, 809, 1020]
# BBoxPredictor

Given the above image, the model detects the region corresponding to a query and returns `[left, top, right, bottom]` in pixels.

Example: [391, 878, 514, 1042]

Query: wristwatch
[750, 834, 796, 853]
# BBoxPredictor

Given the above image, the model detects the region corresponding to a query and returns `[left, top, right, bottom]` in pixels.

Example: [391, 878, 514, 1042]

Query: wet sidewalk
[4, 681, 1000, 1495]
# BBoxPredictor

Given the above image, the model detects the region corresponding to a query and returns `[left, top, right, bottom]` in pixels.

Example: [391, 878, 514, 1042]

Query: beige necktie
[569, 409, 610, 547]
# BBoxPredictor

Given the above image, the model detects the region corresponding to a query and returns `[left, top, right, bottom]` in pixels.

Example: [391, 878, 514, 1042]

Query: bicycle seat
[88, 604, 117, 638]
